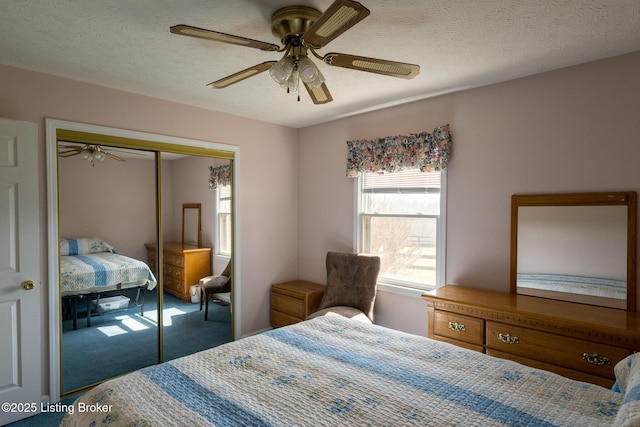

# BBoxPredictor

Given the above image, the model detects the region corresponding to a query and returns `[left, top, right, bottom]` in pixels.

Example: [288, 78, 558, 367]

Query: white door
[0, 118, 41, 425]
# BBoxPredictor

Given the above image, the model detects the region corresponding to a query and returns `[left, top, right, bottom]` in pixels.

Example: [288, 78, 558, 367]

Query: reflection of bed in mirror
[60, 237, 157, 329]
[511, 192, 636, 311]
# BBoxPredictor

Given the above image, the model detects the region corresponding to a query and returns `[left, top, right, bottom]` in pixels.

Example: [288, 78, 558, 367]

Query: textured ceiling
[1, 0, 639, 128]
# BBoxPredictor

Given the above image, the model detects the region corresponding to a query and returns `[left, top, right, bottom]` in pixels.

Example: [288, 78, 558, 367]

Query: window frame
[215, 185, 232, 257]
[354, 170, 447, 292]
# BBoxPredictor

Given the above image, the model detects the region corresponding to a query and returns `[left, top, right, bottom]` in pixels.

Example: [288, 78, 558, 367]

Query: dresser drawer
[433, 311, 484, 346]
[486, 321, 630, 379]
[165, 278, 183, 293]
[164, 254, 185, 268]
[271, 292, 305, 318]
[171, 266, 184, 281]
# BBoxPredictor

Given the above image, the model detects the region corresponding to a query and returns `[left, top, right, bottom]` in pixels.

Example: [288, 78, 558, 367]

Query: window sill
[377, 282, 436, 298]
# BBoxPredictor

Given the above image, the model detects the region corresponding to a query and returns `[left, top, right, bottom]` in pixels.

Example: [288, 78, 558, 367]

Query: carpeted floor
[61, 288, 231, 393]
[7, 290, 231, 426]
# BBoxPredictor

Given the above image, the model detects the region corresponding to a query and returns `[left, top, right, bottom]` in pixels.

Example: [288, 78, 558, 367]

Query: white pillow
[60, 237, 116, 256]
[613, 353, 640, 427]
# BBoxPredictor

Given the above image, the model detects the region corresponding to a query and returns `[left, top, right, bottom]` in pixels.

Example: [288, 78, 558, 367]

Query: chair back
[316, 251, 380, 321]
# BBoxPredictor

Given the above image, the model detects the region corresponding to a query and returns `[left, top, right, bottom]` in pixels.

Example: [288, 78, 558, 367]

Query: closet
[47, 120, 237, 399]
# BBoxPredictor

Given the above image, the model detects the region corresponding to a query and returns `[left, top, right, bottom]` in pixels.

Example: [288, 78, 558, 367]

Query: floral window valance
[209, 164, 231, 189]
[346, 124, 451, 177]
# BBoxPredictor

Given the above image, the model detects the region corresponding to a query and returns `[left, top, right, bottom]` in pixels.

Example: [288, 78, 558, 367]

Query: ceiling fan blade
[323, 53, 420, 79]
[103, 151, 125, 162]
[304, 82, 333, 104]
[170, 25, 280, 52]
[58, 148, 82, 157]
[302, 0, 370, 49]
[207, 61, 277, 89]
[107, 148, 147, 156]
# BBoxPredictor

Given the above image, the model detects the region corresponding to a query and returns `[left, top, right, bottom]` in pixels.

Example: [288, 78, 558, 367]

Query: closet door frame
[46, 118, 241, 403]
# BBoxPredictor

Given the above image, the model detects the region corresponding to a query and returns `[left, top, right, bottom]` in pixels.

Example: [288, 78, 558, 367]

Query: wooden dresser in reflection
[422, 285, 640, 388]
[145, 242, 211, 302]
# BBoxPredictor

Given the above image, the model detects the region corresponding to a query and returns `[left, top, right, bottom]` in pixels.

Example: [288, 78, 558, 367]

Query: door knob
[22, 280, 35, 290]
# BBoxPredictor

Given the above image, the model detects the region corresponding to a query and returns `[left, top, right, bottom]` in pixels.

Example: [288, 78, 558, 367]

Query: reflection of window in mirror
[216, 186, 231, 256]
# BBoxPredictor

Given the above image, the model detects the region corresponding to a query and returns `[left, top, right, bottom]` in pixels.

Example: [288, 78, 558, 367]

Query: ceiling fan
[58, 143, 133, 165]
[170, 0, 420, 104]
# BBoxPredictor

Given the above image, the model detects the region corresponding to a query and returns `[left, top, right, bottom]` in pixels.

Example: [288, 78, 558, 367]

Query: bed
[60, 237, 157, 329]
[60, 315, 639, 426]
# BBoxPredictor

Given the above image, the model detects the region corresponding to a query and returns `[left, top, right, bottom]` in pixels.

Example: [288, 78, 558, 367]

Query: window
[356, 169, 446, 290]
[216, 185, 231, 256]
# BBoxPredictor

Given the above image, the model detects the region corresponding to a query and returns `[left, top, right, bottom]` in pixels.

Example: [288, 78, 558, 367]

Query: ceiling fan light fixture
[298, 56, 325, 88]
[281, 68, 300, 92]
[171, 0, 419, 104]
[269, 56, 295, 85]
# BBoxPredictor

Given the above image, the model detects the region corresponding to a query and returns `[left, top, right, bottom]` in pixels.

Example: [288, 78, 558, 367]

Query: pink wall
[297, 51, 640, 334]
[0, 63, 299, 396]
[58, 155, 156, 261]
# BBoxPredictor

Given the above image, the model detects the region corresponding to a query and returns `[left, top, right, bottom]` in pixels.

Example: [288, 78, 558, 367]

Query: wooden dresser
[145, 242, 211, 302]
[422, 285, 640, 388]
[271, 280, 325, 328]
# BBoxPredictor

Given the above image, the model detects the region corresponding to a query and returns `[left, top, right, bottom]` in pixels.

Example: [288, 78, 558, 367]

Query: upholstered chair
[307, 251, 381, 323]
[199, 260, 231, 320]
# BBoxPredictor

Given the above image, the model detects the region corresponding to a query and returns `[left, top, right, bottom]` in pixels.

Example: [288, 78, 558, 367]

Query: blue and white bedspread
[61, 316, 635, 426]
[517, 272, 626, 299]
[60, 252, 157, 294]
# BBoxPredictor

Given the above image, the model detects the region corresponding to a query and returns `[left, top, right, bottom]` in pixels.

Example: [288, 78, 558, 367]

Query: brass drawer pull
[498, 333, 519, 344]
[448, 321, 466, 332]
[582, 353, 611, 366]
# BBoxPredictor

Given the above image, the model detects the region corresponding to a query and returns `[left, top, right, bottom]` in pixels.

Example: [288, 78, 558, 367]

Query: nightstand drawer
[271, 310, 300, 328]
[433, 311, 484, 346]
[272, 292, 305, 318]
[270, 281, 325, 328]
[486, 321, 630, 379]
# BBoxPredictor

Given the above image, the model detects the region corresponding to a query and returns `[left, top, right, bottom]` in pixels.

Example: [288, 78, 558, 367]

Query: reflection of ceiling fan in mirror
[170, 0, 420, 104]
[58, 143, 143, 166]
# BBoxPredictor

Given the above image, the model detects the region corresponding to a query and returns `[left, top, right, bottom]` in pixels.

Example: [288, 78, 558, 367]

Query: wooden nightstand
[271, 280, 325, 328]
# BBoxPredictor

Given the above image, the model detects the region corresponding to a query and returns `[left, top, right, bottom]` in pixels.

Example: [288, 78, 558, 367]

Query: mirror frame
[510, 191, 637, 311]
[46, 118, 239, 403]
[182, 203, 202, 247]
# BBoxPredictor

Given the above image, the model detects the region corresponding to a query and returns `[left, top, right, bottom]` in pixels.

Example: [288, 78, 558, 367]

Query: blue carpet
[61, 289, 231, 393]
[8, 291, 231, 425]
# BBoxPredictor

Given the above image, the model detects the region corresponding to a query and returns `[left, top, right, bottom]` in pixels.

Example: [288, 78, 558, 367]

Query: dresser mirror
[183, 203, 202, 247]
[510, 192, 636, 311]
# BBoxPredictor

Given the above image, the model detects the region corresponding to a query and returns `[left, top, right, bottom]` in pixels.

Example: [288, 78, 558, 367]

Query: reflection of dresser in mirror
[145, 242, 211, 302]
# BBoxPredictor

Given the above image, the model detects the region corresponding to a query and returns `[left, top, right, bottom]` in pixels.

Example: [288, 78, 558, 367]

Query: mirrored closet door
[52, 126, 235, 397]
[58, 143, 159, 394]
